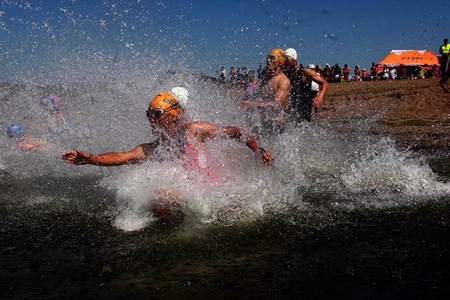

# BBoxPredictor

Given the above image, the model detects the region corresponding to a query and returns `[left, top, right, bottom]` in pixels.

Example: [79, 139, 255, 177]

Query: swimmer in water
[62, 87, 273, 222]
[62, 87, 273, 166]
[239, 48, 292, 136]
[7, 123, 54, 154]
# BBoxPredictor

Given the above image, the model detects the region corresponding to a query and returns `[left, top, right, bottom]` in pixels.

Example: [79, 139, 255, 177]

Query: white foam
[340, 137, 450, 205]
[0, 53, 448, 229]
[100, 140, 289, 231]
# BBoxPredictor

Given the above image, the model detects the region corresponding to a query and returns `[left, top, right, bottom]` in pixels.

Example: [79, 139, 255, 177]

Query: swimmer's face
[146, 108, 166, 122]
[286, 56, 298, 68]
[266, 55, 284, 70]
[147, 108, 178, 132]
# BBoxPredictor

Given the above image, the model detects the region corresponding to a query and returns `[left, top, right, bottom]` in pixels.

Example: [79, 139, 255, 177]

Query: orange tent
[377, 50, 440, 68]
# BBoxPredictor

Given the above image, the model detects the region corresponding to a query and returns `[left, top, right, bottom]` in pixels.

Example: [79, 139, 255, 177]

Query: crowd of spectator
[215, 62, 443, 87]
[217, 65, 259, 87]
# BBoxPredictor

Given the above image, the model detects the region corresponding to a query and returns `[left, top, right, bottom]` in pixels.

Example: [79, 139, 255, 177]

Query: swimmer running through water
[239, 48, 291, 136]
[62, 88, 273, 168]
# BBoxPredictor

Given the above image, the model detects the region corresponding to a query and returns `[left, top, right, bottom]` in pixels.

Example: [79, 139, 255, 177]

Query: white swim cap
[285, 48, 297, 61]
[308, 64, 315, 69]
[169, 87, 189, 109]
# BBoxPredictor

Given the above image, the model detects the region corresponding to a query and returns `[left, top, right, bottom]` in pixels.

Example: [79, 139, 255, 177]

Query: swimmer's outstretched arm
[62, 145, 147, 166]
[221, 126, 274, 165]
[303, 68, 329, 108]
[186, 122, 273, 165]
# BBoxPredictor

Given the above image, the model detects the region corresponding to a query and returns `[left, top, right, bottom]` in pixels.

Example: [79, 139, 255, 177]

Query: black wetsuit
[285, 68, 313, 123]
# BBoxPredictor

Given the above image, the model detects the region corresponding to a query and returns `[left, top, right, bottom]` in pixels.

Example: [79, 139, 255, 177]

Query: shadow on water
[1, 174, 450, 299]
[428, 156, 450, 182]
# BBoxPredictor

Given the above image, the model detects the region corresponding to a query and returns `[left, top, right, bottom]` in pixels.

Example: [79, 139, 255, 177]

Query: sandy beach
[310, 78, 449, 152]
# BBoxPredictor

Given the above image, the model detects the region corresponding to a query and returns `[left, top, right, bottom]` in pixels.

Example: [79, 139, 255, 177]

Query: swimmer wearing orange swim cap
[268, 48, 287, 64]
[147, 92, 184, 119]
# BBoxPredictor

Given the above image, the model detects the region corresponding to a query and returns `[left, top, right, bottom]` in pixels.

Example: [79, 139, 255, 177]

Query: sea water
[1, 73, 450, 298]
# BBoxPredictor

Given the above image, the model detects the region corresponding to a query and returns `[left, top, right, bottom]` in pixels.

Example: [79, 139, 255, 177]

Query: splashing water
[0, 0, 448, 230]
[340, 137, 448, 203]
[1, 66, 448, 231]
[102, 139, 286, 231]
[1, 63, 449, 229]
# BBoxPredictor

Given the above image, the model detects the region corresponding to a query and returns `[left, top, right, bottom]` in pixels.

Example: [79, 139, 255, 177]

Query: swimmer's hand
[18, 141, 40, 152]
[62, 150, 92, 165]
[259, 148, 273, 165]
[239, 101, 255, 109]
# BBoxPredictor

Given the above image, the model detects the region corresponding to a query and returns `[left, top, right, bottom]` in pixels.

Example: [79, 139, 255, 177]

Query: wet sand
[315, 78, 450, 153]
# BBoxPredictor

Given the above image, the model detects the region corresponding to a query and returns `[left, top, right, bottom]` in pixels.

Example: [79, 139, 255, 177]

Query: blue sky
[1, 0, 449, 82]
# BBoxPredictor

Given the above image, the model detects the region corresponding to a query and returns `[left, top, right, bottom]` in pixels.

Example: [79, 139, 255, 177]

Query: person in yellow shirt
[439, 38, 450, 93]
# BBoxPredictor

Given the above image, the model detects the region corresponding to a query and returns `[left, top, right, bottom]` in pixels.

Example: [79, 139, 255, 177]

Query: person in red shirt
[342, 64, 351, 81]
[353, 65, 361, 81]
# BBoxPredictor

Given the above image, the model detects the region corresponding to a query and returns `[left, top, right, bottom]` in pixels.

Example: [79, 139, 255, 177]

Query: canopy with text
[378, 50, 440, 67]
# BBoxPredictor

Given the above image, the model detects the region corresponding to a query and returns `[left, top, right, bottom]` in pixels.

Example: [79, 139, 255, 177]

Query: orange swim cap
[268, 48, 287, 63]
[148, 92, 182, 116]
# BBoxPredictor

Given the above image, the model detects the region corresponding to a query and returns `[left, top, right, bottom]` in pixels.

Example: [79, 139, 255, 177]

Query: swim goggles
[146, 104, 181, 120]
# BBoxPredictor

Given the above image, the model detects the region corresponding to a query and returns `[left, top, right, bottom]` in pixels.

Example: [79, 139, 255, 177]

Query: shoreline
[223, 77, 449, 154]
[311, 78, 450, 154]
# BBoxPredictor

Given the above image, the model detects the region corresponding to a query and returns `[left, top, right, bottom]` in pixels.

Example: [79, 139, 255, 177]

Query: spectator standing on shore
[430, 65, 441, 78]
[380, 65, 389, 80]
[315, 65, 323, 77]
[354, 65, 361, 81]
[229, 66, 237, 85]
[439, 38, 450, 93]
[361, 68, 368, 80]
[400, 65, 407, 79]
[219, 66, 226, 82]
[257, 64, 264, 80]
[417, 66, 425, 79]
[332, 64, 342, 82]
[342, 64, 351, 81]
[389, 67, 397, 81]
[370, 62, 377, 80]
[323, 64, 333, 83]
[236, 67, 243, 85]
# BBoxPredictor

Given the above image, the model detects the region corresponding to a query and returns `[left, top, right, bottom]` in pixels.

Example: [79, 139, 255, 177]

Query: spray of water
[1, 57, 448, 231]
[1, 2, 449, 231]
